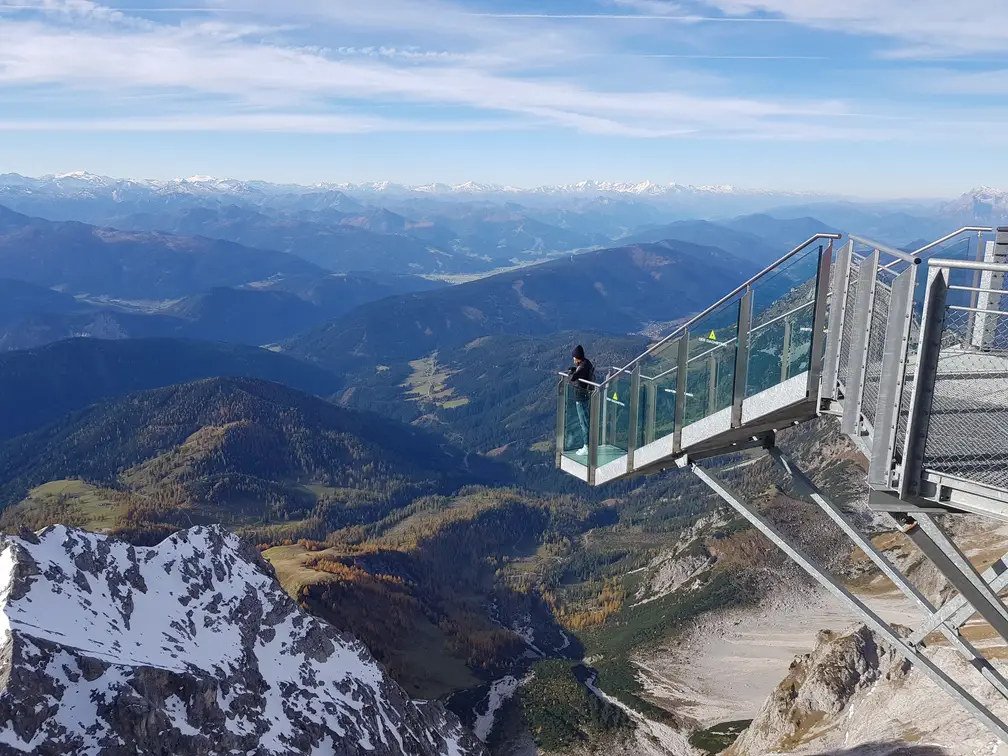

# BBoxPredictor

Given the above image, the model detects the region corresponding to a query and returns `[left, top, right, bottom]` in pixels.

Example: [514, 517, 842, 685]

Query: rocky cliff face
[727, 625, 910, 755]
[727, 623, 1008, 756]
[0, 525, 487, 756]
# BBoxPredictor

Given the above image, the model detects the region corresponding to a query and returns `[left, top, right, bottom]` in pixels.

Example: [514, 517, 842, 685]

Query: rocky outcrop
[727, 625, 909, 755]
[0, 525, 486, 756]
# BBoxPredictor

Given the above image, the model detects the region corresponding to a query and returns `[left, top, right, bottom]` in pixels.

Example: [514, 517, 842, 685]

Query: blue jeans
[575, 398, 590, 450]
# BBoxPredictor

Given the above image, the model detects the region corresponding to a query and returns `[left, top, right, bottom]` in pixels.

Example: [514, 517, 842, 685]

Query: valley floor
[642, 589, 921, 728]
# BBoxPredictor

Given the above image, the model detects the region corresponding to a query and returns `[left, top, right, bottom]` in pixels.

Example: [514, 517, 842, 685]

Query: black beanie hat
[572, 345, 585, 360]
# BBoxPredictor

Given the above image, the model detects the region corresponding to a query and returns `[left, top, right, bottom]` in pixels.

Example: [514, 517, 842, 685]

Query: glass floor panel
[562, 444, 627, 467]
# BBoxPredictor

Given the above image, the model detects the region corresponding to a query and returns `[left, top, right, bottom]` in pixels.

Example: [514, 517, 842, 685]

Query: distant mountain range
[3, 172, 1001, 258]
[0, 171, 822, 200]
[0, 204, 322, 299]
[286, 239, 759, 368]
[0, 273, 440, 353]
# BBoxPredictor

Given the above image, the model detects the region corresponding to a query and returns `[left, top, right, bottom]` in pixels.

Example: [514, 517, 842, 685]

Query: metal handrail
[850, 234, 920, 264]
[877, 227, 994, 273]
[751, 299, 815, 335]
[930, 258, 1008, 273]
[601, 233, 842, 389]
[638, 299, 816, 384]
[556, 372, 602, 389]
[914, 227, 994, 259]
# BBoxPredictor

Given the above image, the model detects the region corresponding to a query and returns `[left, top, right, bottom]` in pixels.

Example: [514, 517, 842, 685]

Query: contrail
[464, 13, 791, 22]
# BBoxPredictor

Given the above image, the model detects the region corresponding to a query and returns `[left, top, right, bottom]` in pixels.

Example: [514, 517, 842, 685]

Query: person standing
[568, 345, 595, 456]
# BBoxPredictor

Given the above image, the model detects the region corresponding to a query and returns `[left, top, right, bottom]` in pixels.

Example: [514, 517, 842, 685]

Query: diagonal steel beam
[690, 461, 1008, 744]
[770, 448, 1008, 701]
[902, 515, 1008, 648]
[909, 557, 1008, 646]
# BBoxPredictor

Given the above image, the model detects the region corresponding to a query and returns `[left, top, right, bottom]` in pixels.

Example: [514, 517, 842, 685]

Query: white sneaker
[576, 446, 588, 456]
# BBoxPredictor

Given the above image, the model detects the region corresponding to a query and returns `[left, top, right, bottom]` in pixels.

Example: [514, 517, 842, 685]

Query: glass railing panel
[562, 380, 592, 462]
[598, 372, 631, 467]
[685, 301, 739, 425]
[746, 243, 822, 397]
[637, 337, 682, 448]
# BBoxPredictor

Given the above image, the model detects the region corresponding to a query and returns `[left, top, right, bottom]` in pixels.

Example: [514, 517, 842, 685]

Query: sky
[1, 0, 1006, 196]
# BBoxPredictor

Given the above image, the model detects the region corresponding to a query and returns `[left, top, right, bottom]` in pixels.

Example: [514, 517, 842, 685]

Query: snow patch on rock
[0, 525, 486, 756]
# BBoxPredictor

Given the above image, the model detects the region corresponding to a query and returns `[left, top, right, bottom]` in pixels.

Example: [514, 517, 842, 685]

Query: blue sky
[1, 0, 1006, 196]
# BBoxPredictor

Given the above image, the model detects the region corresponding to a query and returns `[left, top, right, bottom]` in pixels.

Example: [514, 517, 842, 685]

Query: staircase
[555, 226, 1008, 743]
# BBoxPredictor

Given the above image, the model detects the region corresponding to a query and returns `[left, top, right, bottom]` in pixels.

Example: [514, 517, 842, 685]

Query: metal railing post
[972, 228, 1008, 350]
[673, 333, 688, 453]
[707, 353, 718, 415]
[627, 364, 640, 472]
[600, 370, 610, 448]
[588, 389, 601, 485]
[899, 266, 950, 500]
[967, 231, 986, 343]
[645, 380, 657, 445]
[822, 239, 852, 399]
[555, 377, 567, 466]
[869, 261, 918, 488]
[781, 319, 792, 383]
[807, 242, 834, 401]
[732, 288, 753, 428]
[841, 250, 879, 436]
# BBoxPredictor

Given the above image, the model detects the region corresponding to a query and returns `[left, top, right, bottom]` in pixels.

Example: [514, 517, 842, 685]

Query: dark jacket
[569, 358, 594, 400]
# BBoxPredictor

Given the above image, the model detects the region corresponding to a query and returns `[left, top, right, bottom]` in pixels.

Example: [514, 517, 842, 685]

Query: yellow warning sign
[708, 330, 717, 340]
[613, 391, 619, 401]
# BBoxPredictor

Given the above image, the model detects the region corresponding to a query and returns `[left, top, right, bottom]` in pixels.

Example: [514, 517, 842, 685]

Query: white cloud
[608, 0, 686, 14]
[0, 112, 522, 132]
[920, 69, 1008, 96]
[3, 0, 1007, 144]
[0, 7, 863, 139]
[694, 0, 1008, 57]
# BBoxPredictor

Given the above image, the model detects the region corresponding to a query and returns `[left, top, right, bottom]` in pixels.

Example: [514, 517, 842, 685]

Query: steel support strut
[690, 461, 1008, 743]
[770, 448, 1008, 701]
[909, 556, 1008, 646]
[899, 514, 1008, 648]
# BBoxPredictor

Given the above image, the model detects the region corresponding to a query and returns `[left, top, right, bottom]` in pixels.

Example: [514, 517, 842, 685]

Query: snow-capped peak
[941, 186, 1008, 221]
[0, 171, 814, 202]
[54, 170, 102, 180]
[0, 525, 485, 756]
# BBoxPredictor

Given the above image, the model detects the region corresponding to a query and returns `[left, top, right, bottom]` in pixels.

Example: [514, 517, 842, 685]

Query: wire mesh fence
[923, 300, 1008, 490]
[861, 281, 892, 430]
[837, 255, 862, 388]
[894, 309, 922, 459]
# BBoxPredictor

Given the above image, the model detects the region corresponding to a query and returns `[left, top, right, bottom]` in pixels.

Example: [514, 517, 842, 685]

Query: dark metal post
[821, 239, 851, 398]
[781, 319, 792, 383]
[869, 262, 918, 488]
[807, 242, 834, 401]
[899, 266, 949, 499]
[627, 363, 640, 472]
[673, 334, 688, 453]
[555, 377, 566, 467]
[587, 389, 601, 485]
[707, 353, 718, 415]
[645, 380, 657, 445]
[732, 288, 753, 428]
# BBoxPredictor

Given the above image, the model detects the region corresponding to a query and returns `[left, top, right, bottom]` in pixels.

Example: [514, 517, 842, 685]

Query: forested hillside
[0, 377, 505, 541]
[0, 338, 342, 440]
